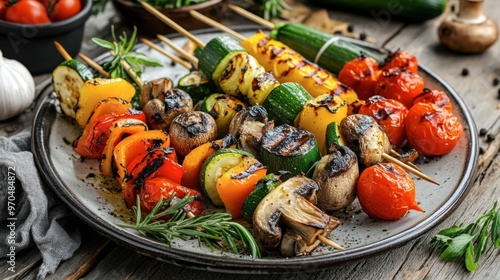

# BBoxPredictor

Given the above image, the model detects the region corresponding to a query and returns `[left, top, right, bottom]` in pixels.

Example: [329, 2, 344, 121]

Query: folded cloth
[0, 129, 81, 279]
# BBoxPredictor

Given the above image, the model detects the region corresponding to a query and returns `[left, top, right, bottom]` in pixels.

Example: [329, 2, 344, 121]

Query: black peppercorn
[497, 88, 500, 99]
[359, 33, 367, 41]
[479, 147, 485, 155]
[461, 68, 469, 76]
[486, 133, 496, 142]
[479, 128, 488, 137]
[493, 78, 499, 86]
[347, 25, 354, 33]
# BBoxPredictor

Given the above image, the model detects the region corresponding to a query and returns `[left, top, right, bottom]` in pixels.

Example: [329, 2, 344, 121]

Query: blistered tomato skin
[412, 88, 453, 113]
[358, 95, 409, 148]
[375, 67, 424, 109]
[338, 56, 380, 101]
[381, 50, 419, 74]
[405, 103, 462, 156]
[357, 163, 423, 221]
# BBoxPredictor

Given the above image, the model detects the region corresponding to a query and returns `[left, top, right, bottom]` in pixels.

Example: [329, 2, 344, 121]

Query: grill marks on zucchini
[260, 125, 321, 178]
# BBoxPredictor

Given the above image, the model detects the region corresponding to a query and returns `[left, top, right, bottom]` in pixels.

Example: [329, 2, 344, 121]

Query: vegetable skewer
[140, 38, 192, 69]
[156, 34, 199, 66]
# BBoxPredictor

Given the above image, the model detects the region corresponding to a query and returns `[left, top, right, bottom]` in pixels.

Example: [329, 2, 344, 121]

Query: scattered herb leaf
[431, 200, 499, 272]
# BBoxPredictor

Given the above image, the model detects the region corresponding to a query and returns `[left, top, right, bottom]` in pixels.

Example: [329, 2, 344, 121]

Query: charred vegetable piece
[295, 94, 348, 155]
[241, 30, 359, 106]
[253, 175, 340, 252]
[262, 82, 312, 126]
[228, 105, 274, 158]
[340, 114, 391, 166]
[200, 148, 254, 206]
[177, 70, 217, 104]
[123, 148, 183, 209]
[113, 130, 171, 182]
[325, 122, 345, 150]
[141, 78, 193, 131]
[313, 144, 359, 211]
[100, 118, 148, 177]
[260, 124, 321, 178]
[241, 173, 282, 222]
[52, 59, 94, 118]
[73, 109, 146, 159]
[201, 93, 247, 138]
[181, 134, 236, 192]
[219, 52, 279, 105]
[198, 35, 247, 87]
[169, 111, 217, 157]
[75, 78, 136, 128]
[216, 155, 267, 218]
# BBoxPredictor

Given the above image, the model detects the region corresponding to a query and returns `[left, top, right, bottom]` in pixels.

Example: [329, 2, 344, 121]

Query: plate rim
[31, 26, 479, 273]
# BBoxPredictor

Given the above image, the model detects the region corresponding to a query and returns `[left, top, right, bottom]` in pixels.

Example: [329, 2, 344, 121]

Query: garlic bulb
[0, 50, 36, 121]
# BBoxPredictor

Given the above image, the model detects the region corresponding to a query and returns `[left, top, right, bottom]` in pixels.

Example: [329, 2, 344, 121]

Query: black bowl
[0, 0, 92, 75]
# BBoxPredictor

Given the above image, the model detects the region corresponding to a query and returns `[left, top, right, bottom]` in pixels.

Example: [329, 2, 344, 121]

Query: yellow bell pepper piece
[75, 78, 136, 128]
[295, 94, 348, 155]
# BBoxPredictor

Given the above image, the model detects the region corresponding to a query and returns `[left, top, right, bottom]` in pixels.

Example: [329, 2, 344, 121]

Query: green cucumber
[198, 36, 247, 87]
[270, 23, 383, 75]
[177, 71, 216, 104]
[307, 0, 446, 21]
[201, 93, 247, 138]
[260, 125, 321, 179]
[262, 82, 312, 125]
[199, 148, 253, 206]
[52, 59, 94, 118]
[241, 173, 282, 222]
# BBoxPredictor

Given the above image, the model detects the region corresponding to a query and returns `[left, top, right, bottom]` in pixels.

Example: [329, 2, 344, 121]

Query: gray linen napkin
[0, 129, 81, 279]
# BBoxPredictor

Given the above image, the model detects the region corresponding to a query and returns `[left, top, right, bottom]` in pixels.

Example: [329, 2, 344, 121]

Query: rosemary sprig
[92, 26, 162, 81]
[124, 195, 261, 258]
[431, 200, 500, 272]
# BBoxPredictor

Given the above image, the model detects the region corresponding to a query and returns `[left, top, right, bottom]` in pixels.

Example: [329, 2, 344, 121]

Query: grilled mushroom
[253, 175, 340, 251]
[340, 114, 391, 166]
[228, 105, 274, 157]
[169, 111, 217, 157]
[313, 145, 359, 211]
[280, 230, 322, 257]
[141, 78, 193, 131]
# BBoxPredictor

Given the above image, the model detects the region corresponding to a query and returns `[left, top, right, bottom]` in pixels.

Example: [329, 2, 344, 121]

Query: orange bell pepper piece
[216, 156, 267, 219]
[113, 130, 171, 184]
[100, 118, 148, 177]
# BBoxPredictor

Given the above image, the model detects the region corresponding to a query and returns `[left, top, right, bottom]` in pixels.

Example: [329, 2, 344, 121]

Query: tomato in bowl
[0, 0, 91, 74]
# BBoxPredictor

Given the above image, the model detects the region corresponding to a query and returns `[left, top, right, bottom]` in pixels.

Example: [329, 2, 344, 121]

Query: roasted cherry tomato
[357, 162, 423, 221]
[0, 1, 7, 20]
[338, 55, 380, 101]
[358, 95, 409, 148]
[140, 177, 204, 216]
[4, 0, 51, 24]
[374, 67, 425, 109]
[380, 50, 418, 74]
[43, 0, 81, 22]
[405, 102, 462, 156]
[412, 88, 453, 112]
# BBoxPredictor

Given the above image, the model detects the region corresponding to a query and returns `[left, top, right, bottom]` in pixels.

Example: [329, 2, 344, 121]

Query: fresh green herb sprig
[257, 0, 291, 20]
[125, 195, 261, 258]
[92, 26, 162, 81]
[431, 200, 500, 272]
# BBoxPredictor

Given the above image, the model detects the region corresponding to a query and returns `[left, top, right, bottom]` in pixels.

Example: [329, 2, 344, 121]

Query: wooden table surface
[1, 0, 499, 279]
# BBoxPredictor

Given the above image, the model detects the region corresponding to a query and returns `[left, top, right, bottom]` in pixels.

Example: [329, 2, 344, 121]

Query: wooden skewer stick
[140, 1, 205, 47]
[54, 41, 73, 60]
[227, 4, 275, 29]
[77, 53, 110, 78]
[189, 10, 247, 41]
[318, 235, 344, 251]
[382, 153, 439, 185]
[110, 50, 144, 89]
[156, 34, 199, 66]
[140, 38, 193, 70]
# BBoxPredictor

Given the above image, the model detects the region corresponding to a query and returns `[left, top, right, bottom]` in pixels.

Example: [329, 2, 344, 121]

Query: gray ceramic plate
[32, 27, 479, 273]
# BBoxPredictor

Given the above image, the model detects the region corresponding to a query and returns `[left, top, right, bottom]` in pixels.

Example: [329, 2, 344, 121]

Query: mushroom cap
[169, 111, 217, 157]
